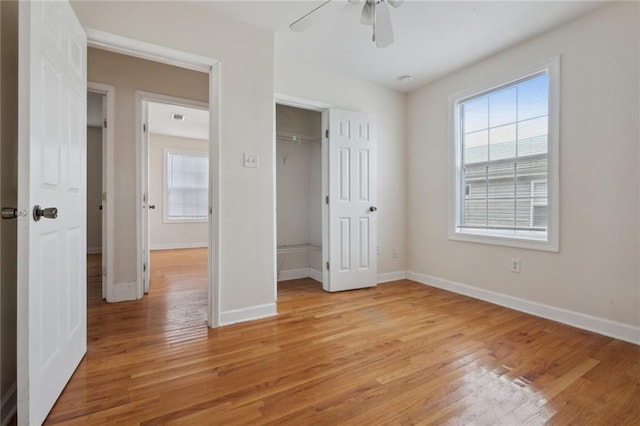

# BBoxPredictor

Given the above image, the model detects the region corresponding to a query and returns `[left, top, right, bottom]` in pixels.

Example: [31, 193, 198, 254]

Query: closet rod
[276, 131, 321, 145]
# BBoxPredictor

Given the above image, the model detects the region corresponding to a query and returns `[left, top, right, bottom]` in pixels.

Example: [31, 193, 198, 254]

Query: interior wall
[0, 0, 18, 418]
[86, 126, 102, 253]
[148, 133, 209, 250]
[86, 47, 208, 287]
[407, 2, 640, 328]
[276, 105, 322, 274]
[72, 1, 276, 315]
[275, 56, 407, 277]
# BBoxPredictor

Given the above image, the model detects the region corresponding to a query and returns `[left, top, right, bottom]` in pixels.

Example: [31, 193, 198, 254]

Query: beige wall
[86, 126, 102, 253]
[1, 0, 17, 419]
[276, 105, 322, 273]
[148, 133, 208, 250]
[407, 2, 640, 328]
[73, 1, 276, 314]
[275, 56, 407, 277]
[86, 47, 208, 286]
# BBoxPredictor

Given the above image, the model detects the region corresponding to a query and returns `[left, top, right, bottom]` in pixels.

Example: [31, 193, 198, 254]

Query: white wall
[407, 2, 640, 329]
[86, 126, 102, 253]
[72, 1, 276, 317]
[276, 105, 322, 274]
[275, 55, 407, 277]
[148, 133, 208, 250]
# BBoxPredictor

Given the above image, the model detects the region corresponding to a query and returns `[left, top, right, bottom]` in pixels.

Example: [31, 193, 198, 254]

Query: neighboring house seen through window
[165, 150, 209, 222]
[449, 58, 559, 251]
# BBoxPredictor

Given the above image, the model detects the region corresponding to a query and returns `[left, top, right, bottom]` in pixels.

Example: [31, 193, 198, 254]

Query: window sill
[450, 229, 559, 252]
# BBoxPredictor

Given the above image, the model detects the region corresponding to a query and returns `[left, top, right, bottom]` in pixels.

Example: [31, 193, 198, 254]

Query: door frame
[274, 94, 332, 292]
[86, 28, 221, 327]
[135, 92, 209, 296]
[87, 82, 114, 301]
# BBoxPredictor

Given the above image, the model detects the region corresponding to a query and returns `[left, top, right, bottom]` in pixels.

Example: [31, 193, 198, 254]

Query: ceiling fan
[290, 0, 404, 48]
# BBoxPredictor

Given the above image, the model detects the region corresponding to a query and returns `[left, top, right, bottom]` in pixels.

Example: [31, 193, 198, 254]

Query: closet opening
[276, 104, 324, 287]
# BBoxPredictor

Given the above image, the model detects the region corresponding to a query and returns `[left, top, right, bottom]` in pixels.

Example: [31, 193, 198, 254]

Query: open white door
[327, 109, 377, 291]
[17, 1, 87, 424]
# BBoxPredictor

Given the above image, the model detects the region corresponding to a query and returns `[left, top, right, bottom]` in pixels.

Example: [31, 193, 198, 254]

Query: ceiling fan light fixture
[398, 75, 414, 83]
[387, 0, 404, 8]
[360, 1, 374, 25]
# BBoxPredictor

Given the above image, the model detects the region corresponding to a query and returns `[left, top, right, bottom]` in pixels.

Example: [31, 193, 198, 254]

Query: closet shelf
[277, 244, 322, 254]
[276, 131, 321, 145]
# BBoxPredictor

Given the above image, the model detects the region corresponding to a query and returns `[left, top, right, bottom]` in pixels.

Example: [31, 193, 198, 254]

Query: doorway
[143, 99, 210, 295]
[275, 104, 324, 286]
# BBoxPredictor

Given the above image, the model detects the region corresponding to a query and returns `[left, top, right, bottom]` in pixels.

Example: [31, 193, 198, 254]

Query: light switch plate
[243, 153, 259, 168]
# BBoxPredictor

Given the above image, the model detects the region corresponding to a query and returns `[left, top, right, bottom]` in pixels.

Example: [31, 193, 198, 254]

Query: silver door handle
[1, 207, 17, 219]
[369, 206, 378, 212]
[33, 205, 58, 221]
[149, 205, 156, 210]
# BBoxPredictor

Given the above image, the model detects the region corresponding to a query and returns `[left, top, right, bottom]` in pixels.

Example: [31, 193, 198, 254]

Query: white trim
[86, 28, 221, 327]
[447, 56, 560, 253]
[278, 268, 312, 282]
[219, 303, 277, 326]
[86, 247, 102, 255]
[309, 267, 323, 282]
[85, 28, 216, 73]
[377, 271, 407, 283]
[150, 242, 208, 251]
[110, 281, 137, 303]
[406, 271, 640, 346]
[87, 81, 114, 301]
[1, 383, 16, 426]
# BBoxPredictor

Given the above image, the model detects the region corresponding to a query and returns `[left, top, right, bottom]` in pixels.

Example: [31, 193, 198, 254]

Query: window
[165, 150, 208, 222]
[449, 58, 559, 251]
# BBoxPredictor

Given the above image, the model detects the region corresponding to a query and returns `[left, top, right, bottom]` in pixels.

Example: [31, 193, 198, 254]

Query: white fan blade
[360, 1, 373, 25]
[387, 0, 404, 8]
[375, 1, 394, 48]
[290, 0, 338, 32]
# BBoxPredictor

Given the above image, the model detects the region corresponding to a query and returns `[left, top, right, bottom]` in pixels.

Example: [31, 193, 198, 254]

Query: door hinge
[143, 263, 147, 272]
[103, 118, 107, 128]
[325, 129, 329, 139]
[143, 123, 147, 132]
[143, 193, 147, 203]
[325, 195, 329, 205]
[102, 267, 107, 277]
[326, 261, 330, 271]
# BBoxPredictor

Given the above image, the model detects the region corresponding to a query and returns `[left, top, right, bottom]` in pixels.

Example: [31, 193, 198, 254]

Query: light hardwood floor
[45, 248, 640, 424]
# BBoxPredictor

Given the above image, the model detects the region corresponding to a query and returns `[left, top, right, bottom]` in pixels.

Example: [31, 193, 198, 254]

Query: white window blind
[456, 70, 553, 243]
[165, 151, 208, 221]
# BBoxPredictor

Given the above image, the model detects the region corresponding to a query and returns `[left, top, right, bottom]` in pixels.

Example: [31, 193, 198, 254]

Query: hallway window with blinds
[449, 58, 559, 251]
[165, 150, 209, 222]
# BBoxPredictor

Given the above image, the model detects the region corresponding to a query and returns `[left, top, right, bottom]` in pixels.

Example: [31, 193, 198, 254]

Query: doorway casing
[86, 28, 221, 327]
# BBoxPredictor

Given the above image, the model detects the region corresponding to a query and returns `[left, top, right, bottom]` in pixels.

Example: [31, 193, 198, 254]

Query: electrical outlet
[510, 258, 521, 273]
[392, 248, 399, 259]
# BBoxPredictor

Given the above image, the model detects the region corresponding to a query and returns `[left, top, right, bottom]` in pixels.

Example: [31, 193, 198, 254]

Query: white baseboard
[377, 271, 407, 283]
[278, 268, 311, 282]
[150, 242, 208, 250]
[108, 281, 138, 302]
[406, 271, 640, 346]
[1, 383, 16, 426]
[309, 267, 323, 282]
[220, 303, 277, 326]
[86, 246, 102, 254]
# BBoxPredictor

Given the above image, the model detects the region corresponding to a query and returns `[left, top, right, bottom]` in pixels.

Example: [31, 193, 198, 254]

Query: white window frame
[163, 148, 209, 224]
[530, 179, 548, 228]
[447, 57, 560, 252]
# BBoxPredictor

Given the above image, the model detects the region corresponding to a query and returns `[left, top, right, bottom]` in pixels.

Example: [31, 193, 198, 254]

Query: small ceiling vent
[171, 113, 186, 121]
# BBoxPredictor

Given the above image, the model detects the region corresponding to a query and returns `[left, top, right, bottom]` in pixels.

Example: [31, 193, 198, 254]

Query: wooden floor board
[44, 248, 640, 425]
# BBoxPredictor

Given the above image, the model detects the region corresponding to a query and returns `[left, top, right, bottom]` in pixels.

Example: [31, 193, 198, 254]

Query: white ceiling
[148, 102, 209, 140]
[201, 0, 607, 92]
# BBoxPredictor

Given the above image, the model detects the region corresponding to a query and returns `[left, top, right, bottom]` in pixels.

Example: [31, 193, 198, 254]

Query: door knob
[1, 207, 17, 220]
[33, 205, 58, 221]
[149, 205, 156, 210]
[369, 206, 378, 212]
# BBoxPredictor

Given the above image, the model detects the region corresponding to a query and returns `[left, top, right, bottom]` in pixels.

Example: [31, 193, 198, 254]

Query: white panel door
[327, 109, 377, 291]
[17, 1, 87, 424]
